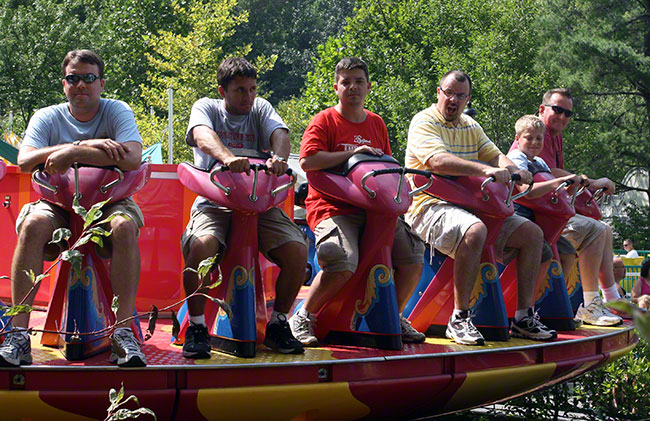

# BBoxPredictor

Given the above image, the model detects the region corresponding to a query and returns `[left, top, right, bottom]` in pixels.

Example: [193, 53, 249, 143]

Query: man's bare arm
[18, 140, 142, 174]
[266, 128, 290, 175]
[193, 125, 250, 173]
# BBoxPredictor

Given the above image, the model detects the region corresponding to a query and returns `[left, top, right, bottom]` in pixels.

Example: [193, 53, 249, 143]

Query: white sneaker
[0, 330, 32, 367]
[400, 316, 426, 343]
[575, 296, 622, 326]
[445, 310, 485, 346]
[109, 328, 147, 367]
[289, 310, 318, 347]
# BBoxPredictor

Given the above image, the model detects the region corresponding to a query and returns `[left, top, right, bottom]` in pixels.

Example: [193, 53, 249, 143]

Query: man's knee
[110, 216, 138, 242]
[186, 235, 222, 268]
[18, 214, 54, 244]
[463, 222, 487, 248]
[316, 242, 348, 269]
[270, 241, 308, 268]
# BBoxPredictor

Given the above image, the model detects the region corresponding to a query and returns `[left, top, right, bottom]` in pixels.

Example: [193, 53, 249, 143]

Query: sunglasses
[545, 104, 573, 118]
[64, 73, 100, 85]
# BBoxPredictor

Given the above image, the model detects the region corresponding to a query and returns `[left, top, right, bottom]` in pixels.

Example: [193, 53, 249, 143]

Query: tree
[0, 0, 89, 131]
[279, 0, 548, 160]
[233, 0, 354, 104]
[535, 0, 650, 237]
[138, 0, 276, 163]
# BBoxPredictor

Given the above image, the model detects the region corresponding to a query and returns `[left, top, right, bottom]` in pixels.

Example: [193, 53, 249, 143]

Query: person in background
[612, 257, 628, 298]
[631, 260, 650, 310]
[623, 239, 639, 258]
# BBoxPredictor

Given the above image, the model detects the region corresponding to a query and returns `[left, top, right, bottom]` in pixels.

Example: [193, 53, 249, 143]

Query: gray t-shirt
[185, 96, 288, 210]
[23, 98, 142, 147]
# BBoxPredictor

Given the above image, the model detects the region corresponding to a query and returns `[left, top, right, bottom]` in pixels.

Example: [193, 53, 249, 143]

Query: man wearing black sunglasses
[0, 50, 147, 368]
[509, 88, 625, 326]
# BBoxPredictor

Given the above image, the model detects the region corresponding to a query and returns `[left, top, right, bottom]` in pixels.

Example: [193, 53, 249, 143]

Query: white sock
[189, 315, 206, 326]
[601, 284, 621, 302]
[297, 307, 311, 319]
[514, 308, 530, 322]
[583, 291, 600, 307]
[269, 310, 287, 324]
[452, 308, 465, 317]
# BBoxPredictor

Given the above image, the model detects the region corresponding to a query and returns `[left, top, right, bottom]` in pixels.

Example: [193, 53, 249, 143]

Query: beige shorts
[562, 213, 607, 254]
[313, 213, 425, 273]
[408, 202, 534, 264]
[16, 198, 144, 261]
[180, 206, 307, 263]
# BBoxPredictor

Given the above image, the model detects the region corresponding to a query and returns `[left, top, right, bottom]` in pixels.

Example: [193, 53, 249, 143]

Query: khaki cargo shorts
[408, 201, 546, 264]
[562, 213, 607, 254]
[180, 206, 307, 263]
[313, 213, 425, 273]
[16, 198, 144, 261]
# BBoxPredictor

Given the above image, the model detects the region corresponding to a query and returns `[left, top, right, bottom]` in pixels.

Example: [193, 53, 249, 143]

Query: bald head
[613, 257, 626, 283]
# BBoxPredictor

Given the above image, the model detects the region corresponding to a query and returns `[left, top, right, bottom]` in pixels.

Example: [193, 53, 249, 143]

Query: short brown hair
[515, 114, 545, 136]
[440, 70, 472, 94]
[217, 57, 257, 90]
[335, 57, 369, 82]
[61, 50, 105, 78]
[543, 88, 573, 104]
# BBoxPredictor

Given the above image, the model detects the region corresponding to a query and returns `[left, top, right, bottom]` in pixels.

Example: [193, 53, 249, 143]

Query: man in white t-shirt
[180, 57, 307, 358]
[623, 239, 640, 258]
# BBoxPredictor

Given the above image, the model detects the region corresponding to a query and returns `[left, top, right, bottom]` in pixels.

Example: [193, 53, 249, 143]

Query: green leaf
[50, 228, 72, 245]
[606, 300, 635, 314]
[111, 295, 120, 315]
[633, 310, 650, 342]
[0, 275, 10, 280]
[197, 255, 219, 280]
[96, 212, 132, 226]
[145, 305, 158, 341]
[3, 304, 33, 316]
[61, 249, 83, 279]
[197, 294, 232, 319]
[109, 386, 119, 405]
[72, 195, 88, 220]
[84, 198, 111, 229]
[170, 310, 180, 340]
[90, 235, 104, 248]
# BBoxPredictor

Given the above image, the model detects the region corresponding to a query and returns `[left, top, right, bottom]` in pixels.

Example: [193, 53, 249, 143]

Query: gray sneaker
[289, 310, 318, 347]
[575, 296, 622, 327]
[400, 316, 426, 343]
[109, 328, 147, 367]
[445, 310, 485, 346]
[0, 330, 32, 367]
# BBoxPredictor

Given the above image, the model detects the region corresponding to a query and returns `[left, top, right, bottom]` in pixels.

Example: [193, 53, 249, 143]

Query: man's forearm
[300, 150, 355, 171]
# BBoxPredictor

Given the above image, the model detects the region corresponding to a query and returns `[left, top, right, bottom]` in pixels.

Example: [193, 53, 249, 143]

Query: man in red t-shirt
[290, 57, 426, 346]
[510, 88, 623, 325]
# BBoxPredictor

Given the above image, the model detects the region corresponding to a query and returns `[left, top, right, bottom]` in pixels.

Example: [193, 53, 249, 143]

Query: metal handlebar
[507, 174, 534, 206]
[209, 163, 294, 202]
[31, 163, 124, 199]
[586, 187, 608, 207]
[481, 176, 496, 201]
[551, 179, 574, 204]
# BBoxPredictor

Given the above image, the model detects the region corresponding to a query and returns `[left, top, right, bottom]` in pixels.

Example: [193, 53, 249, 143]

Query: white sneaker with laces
[110, 328, 147, 367]
[0, 330, 32, 367]
[445, 310, 485, 346]
[289, 310, 318, 347]
[575, 296, 622, 326]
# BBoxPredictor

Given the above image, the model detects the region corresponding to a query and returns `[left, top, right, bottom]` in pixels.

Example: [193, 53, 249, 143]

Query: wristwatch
[274, 155, 287, 163]
[72, 140, 81, 146]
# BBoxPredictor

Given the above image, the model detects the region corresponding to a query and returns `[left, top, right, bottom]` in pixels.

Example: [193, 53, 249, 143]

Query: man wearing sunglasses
[0, 50, 147, 368]
[510, 88, 624, 326]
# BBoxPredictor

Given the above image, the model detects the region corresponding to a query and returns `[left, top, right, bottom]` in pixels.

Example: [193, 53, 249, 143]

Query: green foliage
[106, 383, 156, 420]
[535, 0, 650, 200]
[493, 338, 650, 420]
[279, 0, 548, 161]
[234, 0, 354, 104]
[138, 0, 277, 163]
[611, 202, 650, 250]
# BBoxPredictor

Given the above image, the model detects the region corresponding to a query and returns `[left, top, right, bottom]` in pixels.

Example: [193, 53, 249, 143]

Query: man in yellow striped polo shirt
[405, 70, 556, 345]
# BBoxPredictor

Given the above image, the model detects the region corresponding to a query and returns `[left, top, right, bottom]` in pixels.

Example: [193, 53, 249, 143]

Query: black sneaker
[264, 315, 305, 354]
[445, 310, 485, 346]
[0, 330, 32, 367]
[511, 308, 557, 340]
[183, 323, 212, 359]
